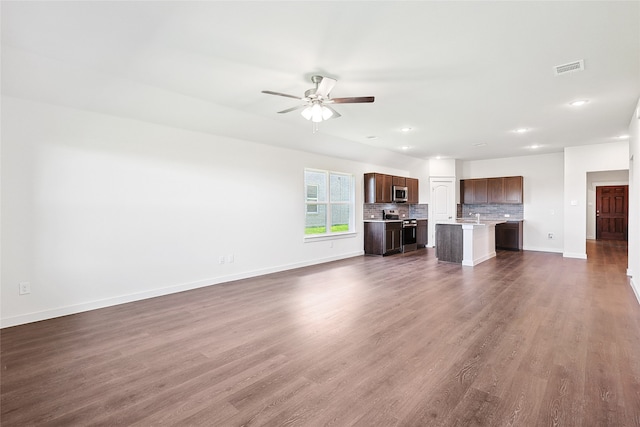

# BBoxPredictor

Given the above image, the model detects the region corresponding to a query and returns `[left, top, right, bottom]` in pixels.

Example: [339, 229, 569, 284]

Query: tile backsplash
[364, 203, 428, 220]
[460, 204, 524, 219]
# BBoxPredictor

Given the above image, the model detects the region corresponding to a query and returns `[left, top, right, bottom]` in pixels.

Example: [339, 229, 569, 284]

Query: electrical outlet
[227, 254, 234, 263]
[504, 214, 510, 218]
[218, 256, 225, 264]
[19, 282, 31, 295]
[548, 233, 554, 239]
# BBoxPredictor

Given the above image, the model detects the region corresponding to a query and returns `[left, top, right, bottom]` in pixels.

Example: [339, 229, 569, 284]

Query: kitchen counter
[435, 220, 502, 266]
[364, 217, 428, 223]
[436, 219, 508, 226]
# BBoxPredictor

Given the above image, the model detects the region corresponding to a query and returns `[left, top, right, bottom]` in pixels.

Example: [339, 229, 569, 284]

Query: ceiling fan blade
[324, 105, 341, 119]
[331, 96, 375, 104]
[315, 77, 337, 97]
[262, 90, 302, 100]
[277, 105, 305, 114]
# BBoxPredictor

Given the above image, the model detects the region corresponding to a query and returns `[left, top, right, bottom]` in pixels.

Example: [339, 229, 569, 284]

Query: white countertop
[364, 218, 428, 223]
[436, 219, 507, 227]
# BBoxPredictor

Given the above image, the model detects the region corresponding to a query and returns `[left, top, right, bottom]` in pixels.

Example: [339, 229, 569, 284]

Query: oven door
[402, 222, 417, 252]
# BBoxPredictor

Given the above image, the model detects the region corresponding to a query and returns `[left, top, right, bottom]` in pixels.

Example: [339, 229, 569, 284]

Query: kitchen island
[435, 219, 506, 266]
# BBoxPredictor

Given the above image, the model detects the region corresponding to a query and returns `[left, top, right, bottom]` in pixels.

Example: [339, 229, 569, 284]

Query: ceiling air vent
[554, 60, 585, 76]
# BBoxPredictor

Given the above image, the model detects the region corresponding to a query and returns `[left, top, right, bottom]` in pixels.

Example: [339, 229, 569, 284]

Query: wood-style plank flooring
[2, 241, 639, 426]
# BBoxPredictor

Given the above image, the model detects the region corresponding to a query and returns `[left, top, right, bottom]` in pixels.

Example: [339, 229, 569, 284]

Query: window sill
[303, 232, 358, 243]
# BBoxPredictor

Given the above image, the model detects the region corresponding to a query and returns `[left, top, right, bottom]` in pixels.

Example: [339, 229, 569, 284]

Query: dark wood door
[596, 185, 628, 241]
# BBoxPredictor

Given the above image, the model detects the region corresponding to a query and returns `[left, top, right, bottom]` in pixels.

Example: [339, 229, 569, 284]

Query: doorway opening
[586, 170, 629, 242]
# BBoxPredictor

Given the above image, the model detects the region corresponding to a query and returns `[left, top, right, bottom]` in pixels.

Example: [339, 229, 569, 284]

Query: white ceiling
[2, 1, 639, 166]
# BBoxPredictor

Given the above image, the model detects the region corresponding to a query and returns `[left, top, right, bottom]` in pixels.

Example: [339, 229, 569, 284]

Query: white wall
[1, 97, 410, 327]
[564, 141, 629, 259]
[460, 153, 564, 253]
[406, 158, 455, 206]
[628, 98, 640, 301]
[586, 170, 629, 239]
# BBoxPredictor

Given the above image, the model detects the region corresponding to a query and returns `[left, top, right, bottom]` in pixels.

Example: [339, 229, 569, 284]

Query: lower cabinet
[417, 220, 428, 248]
[435, 224, 463, 263]
[364, 221, 402, 256]
[495, 221, 523, 251]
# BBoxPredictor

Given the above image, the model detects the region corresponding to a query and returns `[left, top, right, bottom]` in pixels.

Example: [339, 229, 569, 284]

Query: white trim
[1, 251, 364, 329]
[591, 180, 629, 189]
[563, 252, 588, 259]
[522, 246, 563, 254]
[304, 231, 358, 242]
[630, 277, 640, 305]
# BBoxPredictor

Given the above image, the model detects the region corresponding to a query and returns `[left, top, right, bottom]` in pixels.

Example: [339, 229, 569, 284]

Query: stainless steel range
[383, 210, 417, 253]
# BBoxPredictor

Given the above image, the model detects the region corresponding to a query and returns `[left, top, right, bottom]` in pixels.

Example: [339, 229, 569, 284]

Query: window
[304, 169, 354, 236]
[306, 185, 319, 214]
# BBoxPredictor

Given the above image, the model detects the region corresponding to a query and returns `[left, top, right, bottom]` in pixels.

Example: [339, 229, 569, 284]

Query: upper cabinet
[462, 176, 523, 204]
[462, 178, 488, 204]
[364, 173, 393, 203]
[504, 176, 523, 203]
[406, 178, 419, 204]
[364, 173, 419, 204]
[392, 176, 406, 186]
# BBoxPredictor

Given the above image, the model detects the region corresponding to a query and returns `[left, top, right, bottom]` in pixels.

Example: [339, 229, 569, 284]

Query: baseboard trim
[1, 251, 364, 328]
[631, 277, 640, 305]
[563, 252, 588, 260]
[522, 246, 563, 254]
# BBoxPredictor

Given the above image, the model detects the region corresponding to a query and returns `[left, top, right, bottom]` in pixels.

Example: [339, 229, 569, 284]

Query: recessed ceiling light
[569, 99, 589, 107]
[473, 142, 487, 147]
[401, 146, 411, 150]
[435, 156, 442, 160]
[400, 127, 413, 133]
[514, 128, 530, 134]
[616, 134, 630, 140]
[365, 135, 378, 139]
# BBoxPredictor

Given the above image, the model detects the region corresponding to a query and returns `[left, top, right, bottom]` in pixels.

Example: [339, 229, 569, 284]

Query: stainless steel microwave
[392, 185, 408, 203]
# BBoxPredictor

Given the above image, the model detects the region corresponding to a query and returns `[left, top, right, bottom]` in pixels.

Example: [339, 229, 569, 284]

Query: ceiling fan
[262, 75, 375, 125]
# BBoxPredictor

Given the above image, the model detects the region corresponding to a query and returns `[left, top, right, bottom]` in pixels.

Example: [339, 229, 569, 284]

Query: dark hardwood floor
[2, 241, 639, 426]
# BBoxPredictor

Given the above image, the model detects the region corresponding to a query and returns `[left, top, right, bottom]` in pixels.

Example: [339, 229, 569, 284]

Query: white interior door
[429, 177, 456, 247]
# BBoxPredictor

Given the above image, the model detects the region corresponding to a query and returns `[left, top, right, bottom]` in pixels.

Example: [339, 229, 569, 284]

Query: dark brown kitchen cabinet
[435, 224, 463, 262]
[461, 179, 488, 204]
[504, 176, 523, 203]
[417, 219, 428, 247]
[365, 173, 420, 204]
[364, 221, 402, 256]
[462, 176, 522, 204]
[364, 173, 393, 203]
[495, 221, 523, 250]
[488, 176, 523, 204]
[488, 178, 504, 203]
[393, 176, 406, 186]
[406, 177, 419, 204]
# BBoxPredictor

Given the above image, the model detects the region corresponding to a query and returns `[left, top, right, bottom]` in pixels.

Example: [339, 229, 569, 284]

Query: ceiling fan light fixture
[301, 106, 312, 121]
[302, 103, 333, 123]
[321, 105, 333, 121]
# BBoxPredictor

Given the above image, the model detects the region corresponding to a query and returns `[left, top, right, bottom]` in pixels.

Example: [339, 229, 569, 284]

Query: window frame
[304, 168, 356, 240]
